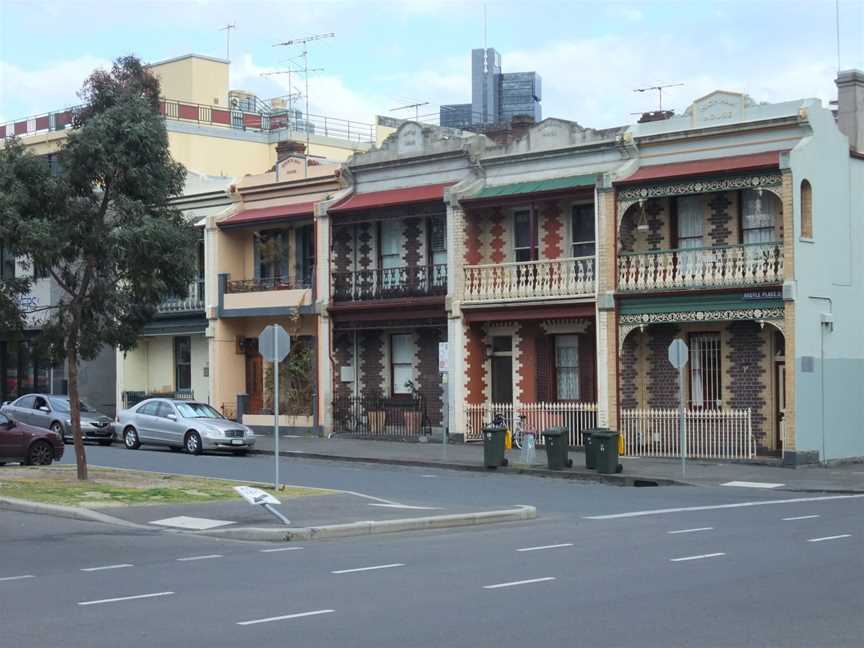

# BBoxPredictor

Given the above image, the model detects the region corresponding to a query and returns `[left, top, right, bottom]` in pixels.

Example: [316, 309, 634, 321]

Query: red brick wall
[619, 333, 639, 409]
[415, 328, 444, 425]
[726, 321, 767, 442]
[464, 211, 483, 266]
[489, 207, 506, 264]
[332, 332, 354, 400]
[359, 330, 385, 398]
[464, 324, 486, 405]
[541, 201, 563, 260]
[517, 322, 538, 403]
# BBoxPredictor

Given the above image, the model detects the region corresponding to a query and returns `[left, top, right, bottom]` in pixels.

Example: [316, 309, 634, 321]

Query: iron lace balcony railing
[158, 281, 205, 314]
[332, 264, 447, 302]
[463, 256, 595, 303]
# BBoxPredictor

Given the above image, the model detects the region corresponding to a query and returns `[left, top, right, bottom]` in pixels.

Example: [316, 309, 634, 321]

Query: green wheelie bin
[582, 429, 597, 469]
[542, 427, 573, 470]
[592, 429, 623, 474]
[483, 425, 509, 469]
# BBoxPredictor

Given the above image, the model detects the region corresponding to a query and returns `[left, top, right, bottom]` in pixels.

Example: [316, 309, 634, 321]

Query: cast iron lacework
[618, 307, 785, 327]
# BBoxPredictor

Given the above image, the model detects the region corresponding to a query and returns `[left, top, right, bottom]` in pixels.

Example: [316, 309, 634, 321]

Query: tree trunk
[67, 343, 88, 481]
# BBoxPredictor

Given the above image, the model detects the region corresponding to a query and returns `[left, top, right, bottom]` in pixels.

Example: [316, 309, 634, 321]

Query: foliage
[263, 335, 315, 416]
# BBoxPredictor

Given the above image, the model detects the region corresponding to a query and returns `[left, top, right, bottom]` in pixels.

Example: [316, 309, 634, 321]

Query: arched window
[800, 180, 813, 238]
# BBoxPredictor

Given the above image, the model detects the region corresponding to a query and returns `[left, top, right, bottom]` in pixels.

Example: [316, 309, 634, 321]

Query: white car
[117, 398, 255, 455]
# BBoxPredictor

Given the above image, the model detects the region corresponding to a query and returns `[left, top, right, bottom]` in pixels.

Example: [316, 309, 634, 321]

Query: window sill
[799, 237, 815, 244]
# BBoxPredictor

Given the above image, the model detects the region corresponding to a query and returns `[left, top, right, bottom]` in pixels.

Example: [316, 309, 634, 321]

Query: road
[0, 445, 861, 647]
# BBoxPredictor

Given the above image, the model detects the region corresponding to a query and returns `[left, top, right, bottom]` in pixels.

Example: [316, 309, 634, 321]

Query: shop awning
[463, 174, 597, 203]
[219, 201, 316, 228]
[329, 183, 452, 213]
[618, 151, 782, 184]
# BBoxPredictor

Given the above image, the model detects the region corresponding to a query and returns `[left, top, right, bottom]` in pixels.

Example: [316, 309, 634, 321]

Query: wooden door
[245, 343, 263, 414]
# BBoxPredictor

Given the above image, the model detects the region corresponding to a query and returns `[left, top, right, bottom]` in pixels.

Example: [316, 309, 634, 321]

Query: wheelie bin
[483, 425, 509, 469]
[592, 429, 623, 474]
[542, 427, 573, 470]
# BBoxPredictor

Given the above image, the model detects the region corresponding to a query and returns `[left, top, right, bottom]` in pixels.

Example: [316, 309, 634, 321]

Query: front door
[490, 336, 513, 404]
[245, 342, 263, 415]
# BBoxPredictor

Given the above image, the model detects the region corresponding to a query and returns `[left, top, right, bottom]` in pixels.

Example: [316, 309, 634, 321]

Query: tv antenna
[262, 66, 323, 117]
[219, 24, 236, 61]
[390, 101, 429, 122]
[634, 82, 684, 111]
[273, 32, 335, 177]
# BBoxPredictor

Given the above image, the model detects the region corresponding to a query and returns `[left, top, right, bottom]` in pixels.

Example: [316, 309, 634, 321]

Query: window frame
[389, 333, 414, 397]
[554, 334, 581, 402]
[570, 204, 595, 258]
[687, 332, 722, 409]
[675, 195, 705, 250]
[173, 336, 192, 392]
[513, 208, 536, 263]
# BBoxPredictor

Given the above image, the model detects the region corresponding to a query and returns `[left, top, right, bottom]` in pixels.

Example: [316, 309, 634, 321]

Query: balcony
[332, 265, 447, 302]
[219, 274, 313, 315]
[617, 242, 784, 292]
[462, 257, 595, 304]
[158, 282, 204, 314]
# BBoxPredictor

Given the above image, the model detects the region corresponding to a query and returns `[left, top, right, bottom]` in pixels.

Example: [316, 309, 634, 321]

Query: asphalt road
[1, 445, 861, 647]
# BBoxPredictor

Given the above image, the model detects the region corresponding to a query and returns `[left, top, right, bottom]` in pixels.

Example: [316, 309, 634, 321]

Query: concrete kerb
[0, 496, 153, 530]
[195, 505, 538, 542]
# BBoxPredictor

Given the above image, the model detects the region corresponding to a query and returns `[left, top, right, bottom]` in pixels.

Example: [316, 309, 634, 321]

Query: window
[14, 395, 35, 410]
[174, 336, 192, 392]
[390, 334, 413, 395]
[32, 396, 49, 411]
[155, 402, 177, 419]
[137, 401, 159, 416]
[741, 190, 778, 244]
[676, 196, 704, 249]
[571, 205, 595, 257]
[513, 210, 533, 262]
[379, 221, 402, 289]
[689, 333, 722, 408]
[254, 230, 290, 281]
[297, 224, 315, 287]
[0, 413, 9, 427]
[175, 402, 224, 419]
[430, 217, 447, 267]
[800, 180, 813, 239]
[555, 335, 580, 401]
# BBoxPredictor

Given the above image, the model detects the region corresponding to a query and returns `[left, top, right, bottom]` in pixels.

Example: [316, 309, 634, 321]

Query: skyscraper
[441, 47, 542, 128]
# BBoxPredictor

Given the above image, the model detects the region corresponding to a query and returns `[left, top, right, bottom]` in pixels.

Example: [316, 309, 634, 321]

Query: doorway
[774, 332, 786, 451]
[244, 338, 263, 414]
[490, 336, 513, 404]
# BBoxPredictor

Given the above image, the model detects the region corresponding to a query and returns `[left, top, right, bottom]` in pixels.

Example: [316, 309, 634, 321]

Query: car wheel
[97, 439, 112, 446]
[123, 427, 141, 450]
[27, 441, 54, 466]
[51, 422, 65, 445]
[0, 462, 6, 466]
[184, 431, 203, 455]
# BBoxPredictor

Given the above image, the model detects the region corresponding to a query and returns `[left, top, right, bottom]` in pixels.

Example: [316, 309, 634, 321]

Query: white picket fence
[620, 408, 755, 459]
[465, 402, 597, 447]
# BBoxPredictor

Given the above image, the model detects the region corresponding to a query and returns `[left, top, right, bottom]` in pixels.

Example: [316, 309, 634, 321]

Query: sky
[1, 0, 863, 129]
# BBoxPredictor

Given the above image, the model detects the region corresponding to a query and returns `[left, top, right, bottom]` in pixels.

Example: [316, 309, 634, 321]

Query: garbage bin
[483, 425, 509, 469]
[592, 429, 622, 475]
[542, 427, 573, 470]
[582, 430, 597, 469]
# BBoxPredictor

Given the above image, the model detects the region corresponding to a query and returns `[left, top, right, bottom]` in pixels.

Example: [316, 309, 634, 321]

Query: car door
[0, 413, 25, 461]
[31, 395, 54, 430]
[7, 395, 35, 426]
[133, 401, 160, 442]
[156, 402, 186, 447]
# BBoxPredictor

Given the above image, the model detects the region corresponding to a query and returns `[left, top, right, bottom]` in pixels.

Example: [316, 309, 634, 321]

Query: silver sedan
[1, 394, 114, 445]
[117, 399, 256, 455]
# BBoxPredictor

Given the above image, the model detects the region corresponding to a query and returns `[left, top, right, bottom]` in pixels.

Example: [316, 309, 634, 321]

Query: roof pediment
[684, 90, 756, 127]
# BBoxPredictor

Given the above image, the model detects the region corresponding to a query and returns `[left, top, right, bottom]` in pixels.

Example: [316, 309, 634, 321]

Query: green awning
[468, 174, 597, 200]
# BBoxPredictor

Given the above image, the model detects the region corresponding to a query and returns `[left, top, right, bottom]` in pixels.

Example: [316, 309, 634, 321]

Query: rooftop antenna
[390, 101, 430, 122]
[219, 24, 236, 61]
[261, 66, 323, 117]
[273, 32, 335, 177]
[634, 82, 684, 112]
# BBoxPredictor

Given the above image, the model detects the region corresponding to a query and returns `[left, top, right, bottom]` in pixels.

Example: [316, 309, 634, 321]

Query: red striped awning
[219, 201, 316, 228]
[329, 183, 452, 213]
[618, 151, 782, 184]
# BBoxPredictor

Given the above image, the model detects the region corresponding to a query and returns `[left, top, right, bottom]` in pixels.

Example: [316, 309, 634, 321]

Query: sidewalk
[252, 433, 864, 493]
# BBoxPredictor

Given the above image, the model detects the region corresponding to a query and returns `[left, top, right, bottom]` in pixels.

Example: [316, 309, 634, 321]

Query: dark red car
[0, 412, 64, 466]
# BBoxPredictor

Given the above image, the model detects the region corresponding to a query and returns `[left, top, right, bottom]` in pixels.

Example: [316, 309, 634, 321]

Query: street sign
[259, 324, 290, 362]
[668, 338, 688, 369]
[234, 485, 280, 506]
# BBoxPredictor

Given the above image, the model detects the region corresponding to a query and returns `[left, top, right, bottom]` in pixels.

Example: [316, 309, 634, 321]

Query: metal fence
[332, 265, 447, 302]
[620, 408, 754, 459]
[465, 402, 598, 447]
[332, 396, 431, 439]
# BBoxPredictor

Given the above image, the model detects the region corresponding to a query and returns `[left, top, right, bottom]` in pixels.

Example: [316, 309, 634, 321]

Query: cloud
[0, 55, 111, 119]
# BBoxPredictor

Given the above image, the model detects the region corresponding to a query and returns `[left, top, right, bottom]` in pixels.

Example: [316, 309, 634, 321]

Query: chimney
[276, 140, 307, 163]
[510, 114, 535, 140]
[638, 110, 675, 123]
[836, 69, 864, 153]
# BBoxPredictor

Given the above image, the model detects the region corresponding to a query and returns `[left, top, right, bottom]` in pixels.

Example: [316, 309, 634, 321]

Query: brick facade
[489, 207, 506, 264]
[464, 210, 483, 266]
[541, 201, 563, 260]
[332, 332, 354, 400]
[464, 323, 486, 405]
[357, 222, 374, 270]
[403, 218, 422, 268]
[415, 328, 444, 426]
[647, 325, 680, 408]
[359, 330, 385, 398]
[645, 199, 666, 250]
[708, 192, 733, 246]
[516, 322, 539, 403]
[726, 321, 767, 442]
[332, 225, 352, 275]
[619, 332, 639, 409]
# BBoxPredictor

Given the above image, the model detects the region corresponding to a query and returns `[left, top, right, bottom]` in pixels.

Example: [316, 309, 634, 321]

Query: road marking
[516, 543, 574, 552]
[150, 516, 234, 530]
[176, 554, 223, 562]
[421, 474, 438, 478]
[367, 503, 441, 510]
[80, 564, 134, 572]
[723, 481, 785, 489]
[667, 527, 714, 535]
[78, 591, 174, 606]
[783, 515, 820, 521]
[484, 577, 556, 590]
[335, 490, 402, 506]
[331, 563, 404, 574]
[808, 534, 851, 543]
[237, 609, 334, 626]
[583, 494, 864, 520]
[670, 552, 726, 562]
[0, 575, 35, 582]
[260, 547, 304, 553]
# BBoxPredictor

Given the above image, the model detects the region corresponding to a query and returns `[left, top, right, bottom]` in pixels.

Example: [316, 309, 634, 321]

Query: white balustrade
[620, 408, 754, 459]
[617, 243, 783, 291]
[465, 401, 597, 446]
[463, 256, 595, 303]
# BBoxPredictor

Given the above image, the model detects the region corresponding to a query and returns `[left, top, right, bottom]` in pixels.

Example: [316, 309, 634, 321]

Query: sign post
[667, 338, 689, 479]
[234, 485, 290, 526]
[259, 324, 291, 489]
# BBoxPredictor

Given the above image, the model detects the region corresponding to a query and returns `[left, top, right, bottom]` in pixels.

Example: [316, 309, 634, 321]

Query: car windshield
[48, 397, 96, 413]
[175, 402, 224, 419]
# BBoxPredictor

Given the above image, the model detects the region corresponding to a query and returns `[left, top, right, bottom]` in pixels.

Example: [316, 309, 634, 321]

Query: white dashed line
[367, 503, 441, 510]
[260, 547, 304, 553]
[331, 563, 404, 574]
[0, 575, 35, 582]
[78, 591, 174, 606]
[237, 609, 334, 626]
[80, 564, 134, 572]
[783, 515, 820, 521]
[723, 481, 785, 489]
[484, 577, 556, 590]
[176, 554, 223, 562]
[670, 553, 726, 562]
[808, 534, 851, 543]
[667, 527, 714, 535]
[516, 543, 574, 552]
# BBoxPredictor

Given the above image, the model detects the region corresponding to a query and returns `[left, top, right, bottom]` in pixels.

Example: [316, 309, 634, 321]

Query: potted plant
[403, 380, 424, 436]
